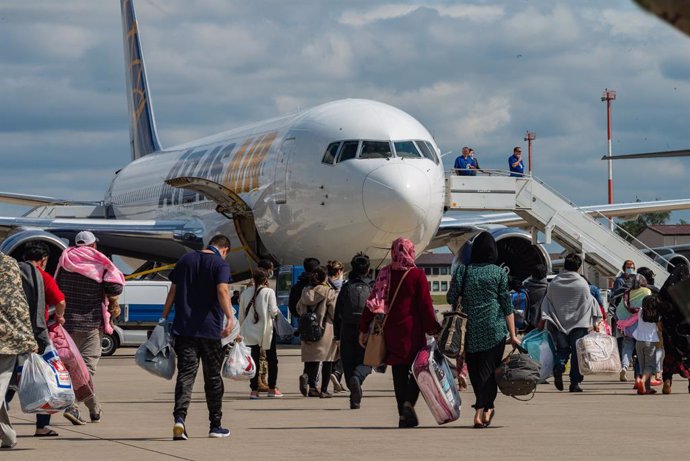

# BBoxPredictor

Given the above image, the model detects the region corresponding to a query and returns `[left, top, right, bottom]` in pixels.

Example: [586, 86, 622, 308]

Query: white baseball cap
[75, 230, 98, 246]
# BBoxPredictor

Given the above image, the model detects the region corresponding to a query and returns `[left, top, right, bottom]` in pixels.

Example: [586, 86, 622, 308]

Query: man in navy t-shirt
[454, 146, 477, 176]
[508, 146, 525, 177]
[161, 234, 235, 440]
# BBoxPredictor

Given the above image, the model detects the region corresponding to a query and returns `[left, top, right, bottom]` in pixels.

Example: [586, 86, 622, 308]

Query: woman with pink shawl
[359, 238, 440, 428]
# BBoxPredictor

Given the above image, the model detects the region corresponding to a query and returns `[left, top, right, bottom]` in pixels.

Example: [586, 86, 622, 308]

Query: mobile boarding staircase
[446, 172, 670, 284]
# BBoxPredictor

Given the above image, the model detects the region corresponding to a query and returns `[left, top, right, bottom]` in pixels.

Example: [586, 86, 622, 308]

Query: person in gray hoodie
[540, 253, 601, 393]
[523, 264, 548, 332]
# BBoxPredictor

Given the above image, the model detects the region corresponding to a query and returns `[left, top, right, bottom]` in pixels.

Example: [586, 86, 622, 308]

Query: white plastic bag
[222, 341, 256, 380]
[220, 308, 241, 347]
[18, 346, 75, 414]
[135, 322, 176, 380]
[273, 311, 293, 339]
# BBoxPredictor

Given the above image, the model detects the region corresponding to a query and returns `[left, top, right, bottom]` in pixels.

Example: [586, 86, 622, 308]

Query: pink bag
[412, 341, 461, 425]
[48, 324, 94, 402]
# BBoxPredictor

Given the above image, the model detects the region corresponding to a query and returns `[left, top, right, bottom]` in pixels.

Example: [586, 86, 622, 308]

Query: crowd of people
[2, 230, 690, 448]
[453, 146, 525, 176]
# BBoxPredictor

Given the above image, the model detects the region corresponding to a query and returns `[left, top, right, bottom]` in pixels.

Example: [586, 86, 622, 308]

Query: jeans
[553, 327, 589, 385]
[66, 329, 102, 415]
[173, 336, 225, 429]
[621, 336, 636, 371]
[339, 324, 372, 388]
[249, 332, 278, 391]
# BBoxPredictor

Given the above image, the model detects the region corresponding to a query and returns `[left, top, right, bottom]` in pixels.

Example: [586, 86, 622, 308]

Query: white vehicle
[102, 280, 171, 356]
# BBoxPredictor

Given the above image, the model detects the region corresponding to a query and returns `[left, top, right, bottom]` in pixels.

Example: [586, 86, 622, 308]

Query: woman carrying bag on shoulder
[447, 231, 520, 429]
[297, 266, 338, 398]
[359, 237, 441, 428]
[239, 268, 282, 399]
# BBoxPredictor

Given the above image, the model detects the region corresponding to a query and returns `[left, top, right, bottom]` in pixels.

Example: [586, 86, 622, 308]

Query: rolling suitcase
[412, 341, 461, 425]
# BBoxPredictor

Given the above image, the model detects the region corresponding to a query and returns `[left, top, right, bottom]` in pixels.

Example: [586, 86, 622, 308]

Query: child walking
[633, 297, 660, 395]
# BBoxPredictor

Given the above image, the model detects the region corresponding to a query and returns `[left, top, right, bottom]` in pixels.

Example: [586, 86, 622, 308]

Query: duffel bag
[495, 346, 540, 401]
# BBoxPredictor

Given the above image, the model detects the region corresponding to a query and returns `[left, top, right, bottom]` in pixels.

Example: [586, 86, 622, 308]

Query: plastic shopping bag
[273, 311, 294, 339]
[135, 322, 176, 380]
[521, 329, 555, 382]
[18, 346, 75, 414]
[222, 341, 256, 380]
[48, 324, 94, 402]
[220, 308, 241, 347]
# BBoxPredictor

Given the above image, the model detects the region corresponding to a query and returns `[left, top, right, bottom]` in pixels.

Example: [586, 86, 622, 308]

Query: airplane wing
[0, 191, 99, 207]
[601, 149, 690, 160]
[0, 216, 205, 263]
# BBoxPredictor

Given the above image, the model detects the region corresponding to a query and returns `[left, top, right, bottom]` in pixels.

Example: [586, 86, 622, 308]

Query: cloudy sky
[1, 0, 690, 222]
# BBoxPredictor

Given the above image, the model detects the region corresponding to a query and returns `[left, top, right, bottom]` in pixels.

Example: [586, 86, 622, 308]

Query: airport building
[416, 253, 453, 295]
[634, 224, 690, 248]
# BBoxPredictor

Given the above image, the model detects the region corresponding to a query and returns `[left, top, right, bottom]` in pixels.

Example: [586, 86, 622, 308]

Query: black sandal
[34, 429, 59, 437]
[483, 409, 495, 427]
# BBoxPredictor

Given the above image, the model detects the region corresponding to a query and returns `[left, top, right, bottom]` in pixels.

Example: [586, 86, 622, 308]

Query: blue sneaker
[208, 426, 230, 438]
[173, 418, 188, 441]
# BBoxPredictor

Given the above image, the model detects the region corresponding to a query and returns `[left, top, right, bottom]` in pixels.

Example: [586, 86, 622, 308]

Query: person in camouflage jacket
[0, 250, 38, 449]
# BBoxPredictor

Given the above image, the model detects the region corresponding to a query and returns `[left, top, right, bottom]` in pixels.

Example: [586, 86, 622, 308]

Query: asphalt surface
[4, 345, 689, 460]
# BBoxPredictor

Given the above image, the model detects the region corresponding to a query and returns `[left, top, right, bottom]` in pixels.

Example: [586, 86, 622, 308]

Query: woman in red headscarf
[359, 238, 441, 428]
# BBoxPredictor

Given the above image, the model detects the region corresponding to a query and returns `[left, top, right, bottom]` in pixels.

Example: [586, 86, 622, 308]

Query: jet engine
[0, 230, 68, 274]
[452, 228, 551, 281]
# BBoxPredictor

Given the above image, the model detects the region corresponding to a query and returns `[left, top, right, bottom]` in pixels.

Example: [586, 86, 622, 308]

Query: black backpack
[298, 305, 323, 342]
[340, 277, 373, 324]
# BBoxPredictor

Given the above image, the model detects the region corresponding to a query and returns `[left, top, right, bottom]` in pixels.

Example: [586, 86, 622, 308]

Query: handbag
[438, 266, 469, 358]
[363, 269, 411, 367]
[495, 346, 541, 401]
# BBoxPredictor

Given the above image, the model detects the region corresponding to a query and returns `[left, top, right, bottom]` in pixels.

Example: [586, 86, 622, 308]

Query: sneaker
[249, 391, 260, 400]
[330, 374, 343, 393]
[650, 379, 662, 387]
[619, 369, 627, 382]
[173, 418, 188, 441]
[349, 376, 362, 409]
[299, 373, 309, 397]
[63, 407, 87, 426]
[90, 410, 102, 423]
[307, 388, 321, 397]
[267, 388, 284, 398]
[553, 370, 564, 391]
[208, 426, 231, 438]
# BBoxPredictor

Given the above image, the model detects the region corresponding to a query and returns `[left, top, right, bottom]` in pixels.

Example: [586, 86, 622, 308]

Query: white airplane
[1, 0, 690, 281]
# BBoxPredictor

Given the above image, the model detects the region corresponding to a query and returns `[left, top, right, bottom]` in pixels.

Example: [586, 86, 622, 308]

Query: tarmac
[4, 345, 689, 461]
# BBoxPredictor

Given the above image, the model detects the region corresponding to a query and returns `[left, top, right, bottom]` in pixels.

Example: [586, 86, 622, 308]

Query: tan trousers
[0, 355, 18, 446]
[67, 329, 102, 415]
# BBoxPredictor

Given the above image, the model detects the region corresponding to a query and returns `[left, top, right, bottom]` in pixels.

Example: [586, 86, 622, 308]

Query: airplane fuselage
[106, 99, 446, 275]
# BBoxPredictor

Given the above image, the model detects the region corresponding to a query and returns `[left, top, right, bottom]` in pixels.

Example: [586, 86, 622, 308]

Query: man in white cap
[55, 230, 125, 425]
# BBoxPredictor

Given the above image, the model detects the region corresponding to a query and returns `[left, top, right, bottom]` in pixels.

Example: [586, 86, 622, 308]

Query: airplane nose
[362, 163, 430, 234]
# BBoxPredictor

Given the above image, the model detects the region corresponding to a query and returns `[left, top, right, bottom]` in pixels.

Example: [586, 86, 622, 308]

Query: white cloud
[339, 3, 503, 27]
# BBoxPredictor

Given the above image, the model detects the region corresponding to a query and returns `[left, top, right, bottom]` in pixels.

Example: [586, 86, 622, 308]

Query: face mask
[625, 268, 635, 275]
[331, 277, 343, 289]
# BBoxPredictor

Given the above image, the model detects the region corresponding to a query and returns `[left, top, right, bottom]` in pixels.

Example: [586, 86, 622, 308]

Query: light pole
[524, 131, 535, 175]
[601, 88, 616, 231]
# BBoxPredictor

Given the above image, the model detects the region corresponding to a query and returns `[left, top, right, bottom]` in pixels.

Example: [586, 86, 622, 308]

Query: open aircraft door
[165, 176, 262, 262]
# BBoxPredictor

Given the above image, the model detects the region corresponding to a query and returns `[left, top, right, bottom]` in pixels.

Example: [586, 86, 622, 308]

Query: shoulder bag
[363, 269, 411, 367]
[438, 266, 469, 358]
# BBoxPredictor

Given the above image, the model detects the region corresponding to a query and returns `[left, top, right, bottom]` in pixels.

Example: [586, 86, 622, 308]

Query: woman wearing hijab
[447, 231, 519, 428]
[359, 238, 441, 428]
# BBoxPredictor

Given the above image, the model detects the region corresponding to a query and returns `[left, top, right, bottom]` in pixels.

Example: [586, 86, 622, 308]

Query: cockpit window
[415, 140, 439, 164]
[360, 141, 393, 159]
[337, 140, 359, 163]
[394, 141, 422, 159]
[322, 142, 340, 165]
